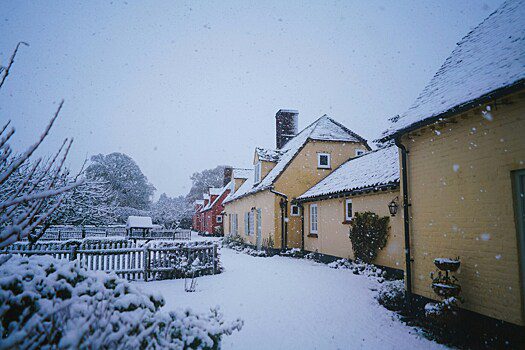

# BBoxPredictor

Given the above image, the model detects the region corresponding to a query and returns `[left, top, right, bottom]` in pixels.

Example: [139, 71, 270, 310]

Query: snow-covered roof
[126, 216, 154, 229]
[209, 187, 223, 196]
[226, 115, 368, 202]
[224, 172, 255, 204]
[202, 182, 231, 211]
[382, 0, 525, 140]
[297, 145, 399, 201]
[255, 147, 284, 162]
[195, 200, 204, 206]
[232, 168, 253, 179]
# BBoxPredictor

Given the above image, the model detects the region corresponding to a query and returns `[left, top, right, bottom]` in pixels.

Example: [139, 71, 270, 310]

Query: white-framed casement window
[317, 153, 331, 169]
[309, 204, 318, 234]
[216, 215, 223, 223]
[290, 204, 300, 216]
[244, 212, 250, 235]
[254, 162, 262, 184]
[345, 199, 353, 221]
[355, 149, 365, 157]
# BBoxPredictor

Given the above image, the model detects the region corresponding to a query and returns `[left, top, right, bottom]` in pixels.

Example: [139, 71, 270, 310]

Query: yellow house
[380, 1, 525, 326]
[223, 109, 370, 250]
[296, 145, 404, 276]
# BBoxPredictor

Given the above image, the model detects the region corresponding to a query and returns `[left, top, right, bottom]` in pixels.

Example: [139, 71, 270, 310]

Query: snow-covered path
[136, 247, 447, 350]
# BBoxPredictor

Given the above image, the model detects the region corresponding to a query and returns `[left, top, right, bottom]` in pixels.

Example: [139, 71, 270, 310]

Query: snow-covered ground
[136, 246, 448, 350]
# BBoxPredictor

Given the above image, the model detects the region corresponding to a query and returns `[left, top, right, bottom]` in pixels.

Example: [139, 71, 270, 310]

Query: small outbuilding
[126, 216, 154, 237]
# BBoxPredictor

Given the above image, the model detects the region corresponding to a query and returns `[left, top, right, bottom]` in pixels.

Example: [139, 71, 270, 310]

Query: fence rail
[1, 240, 218, 281]
[30, 226, 191, 241]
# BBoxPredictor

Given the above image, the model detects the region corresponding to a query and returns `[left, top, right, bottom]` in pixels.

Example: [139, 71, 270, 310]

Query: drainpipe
[270, 189, 288, 250]
[395, 138, 413, 297]
[299, 203, 305, 251]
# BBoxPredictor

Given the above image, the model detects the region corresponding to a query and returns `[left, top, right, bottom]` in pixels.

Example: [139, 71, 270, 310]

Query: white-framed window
[216, 215, 223, 223]
[254, 162, 262, 184]
[290, 204, 300, 216]
[309, 204, 318, 234]
[355, 149, 365, 157]
[345, 199, 353, 221]
[244, 212, 249, 235]
[317, 153, 331, 169]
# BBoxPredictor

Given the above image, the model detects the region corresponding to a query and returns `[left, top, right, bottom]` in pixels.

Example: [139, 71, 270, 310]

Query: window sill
[317, 167, 331, 170]
[342, 220, 352, 225]
[307, 233, 318, 238]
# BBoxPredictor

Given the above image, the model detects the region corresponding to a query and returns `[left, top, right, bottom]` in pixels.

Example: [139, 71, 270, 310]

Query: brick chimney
[275, 109, 298, 149]
[223, 166, 233, 186]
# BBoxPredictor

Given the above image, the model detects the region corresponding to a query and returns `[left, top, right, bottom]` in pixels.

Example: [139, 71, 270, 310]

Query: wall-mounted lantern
[388, 197, 399, 216]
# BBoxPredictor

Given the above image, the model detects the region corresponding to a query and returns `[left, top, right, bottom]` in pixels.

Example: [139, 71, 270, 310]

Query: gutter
[295, 183, 399, 203]
[380, 79, 525, 143]
[270, 188, 288, 250]
[395, 138, 413, 297]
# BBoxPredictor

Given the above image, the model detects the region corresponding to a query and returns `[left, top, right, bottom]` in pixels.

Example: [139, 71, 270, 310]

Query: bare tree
[0, 42, 80, 248]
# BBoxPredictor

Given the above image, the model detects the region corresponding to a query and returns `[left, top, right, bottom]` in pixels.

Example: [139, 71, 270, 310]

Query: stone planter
[434, 258, 460, 272]
[432, 282, 461, 298]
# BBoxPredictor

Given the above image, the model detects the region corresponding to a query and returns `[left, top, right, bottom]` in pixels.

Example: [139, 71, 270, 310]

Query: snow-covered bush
[424, 297, 461, 324]
[328, 258, 386, 280]
[376, 280, 406, 311]
[348, 212, 390, 263]
[280, 248, 305, 258]
[0, 254, 242, 349]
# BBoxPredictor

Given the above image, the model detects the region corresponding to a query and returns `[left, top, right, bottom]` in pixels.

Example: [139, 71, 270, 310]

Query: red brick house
[192, 200, 204, 232]
[201, 185, 231, 236]
[192, 167, 233, 235]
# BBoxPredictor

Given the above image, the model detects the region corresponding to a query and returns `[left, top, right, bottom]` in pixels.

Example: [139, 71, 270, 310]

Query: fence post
[143, 245, 149, 282]
[69, 245, 77, 261]
[81, 226, 86, 239]
[58, 230, 61, 241]
[212, 244, 217, 274]
[105, 229, 108, 237]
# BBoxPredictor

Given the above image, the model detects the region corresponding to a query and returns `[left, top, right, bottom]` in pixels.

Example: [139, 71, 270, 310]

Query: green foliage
[349, 211, 390, 263]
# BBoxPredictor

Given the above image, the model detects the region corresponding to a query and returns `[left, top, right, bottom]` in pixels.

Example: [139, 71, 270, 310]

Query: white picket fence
[1, 240, 218, 281]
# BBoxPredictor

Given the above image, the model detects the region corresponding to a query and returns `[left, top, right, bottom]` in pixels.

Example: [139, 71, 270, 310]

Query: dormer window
[355, 149, 365, 157]
[254, 162, 262, 184]
[317, 153, 331, 169]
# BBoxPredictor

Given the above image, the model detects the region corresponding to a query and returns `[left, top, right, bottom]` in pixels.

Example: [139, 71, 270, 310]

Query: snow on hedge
[0, 254, 242, 349]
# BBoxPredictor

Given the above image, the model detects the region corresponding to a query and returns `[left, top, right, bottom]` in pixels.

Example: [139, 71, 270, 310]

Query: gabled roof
[232, 168, 253, 179]
[297, 145, 399, 201]
[255, 147, 284, 162]
[202, 182, 231, 212]
[209, 187, 223, 196]
[226, 115, 368, 202]
[224, 171, 255, 204]
[382, 0, 525, 141]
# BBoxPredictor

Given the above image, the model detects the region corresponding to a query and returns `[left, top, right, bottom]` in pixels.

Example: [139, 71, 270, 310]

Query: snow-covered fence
[0, 240, 218, 281]
[128, 229, 191, 241]
[31, 226, 191, 241]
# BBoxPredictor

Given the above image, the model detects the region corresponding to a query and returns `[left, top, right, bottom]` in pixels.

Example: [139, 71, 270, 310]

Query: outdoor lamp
[388, 198, 398, 216]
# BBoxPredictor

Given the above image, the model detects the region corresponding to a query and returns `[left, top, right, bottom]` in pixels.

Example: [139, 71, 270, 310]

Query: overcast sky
[0, 0, 503, 198]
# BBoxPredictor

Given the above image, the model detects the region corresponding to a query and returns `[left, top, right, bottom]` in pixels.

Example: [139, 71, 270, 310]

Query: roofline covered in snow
[379, 79, 525, 142]
[295, 182, 399, 203]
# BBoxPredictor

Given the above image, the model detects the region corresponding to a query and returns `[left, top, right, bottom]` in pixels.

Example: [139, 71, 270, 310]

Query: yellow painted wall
[223, 190, 279, 247]
[402, 90, 525, 325]
[303, 190, 405, 271]
[274, 140, 369, 248]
